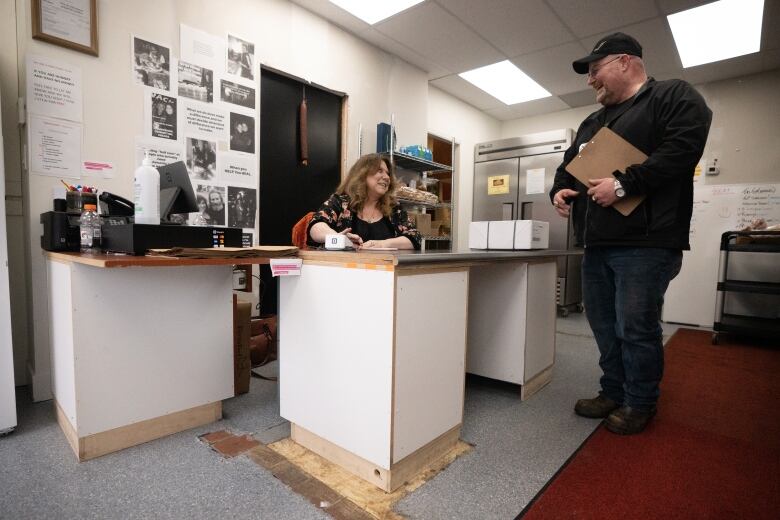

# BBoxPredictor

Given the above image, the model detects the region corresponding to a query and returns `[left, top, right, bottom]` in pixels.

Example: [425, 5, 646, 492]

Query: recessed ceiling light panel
[459, 60, 551, 105]
[668, 0, 764, 68]
[329, 0, 425, 25]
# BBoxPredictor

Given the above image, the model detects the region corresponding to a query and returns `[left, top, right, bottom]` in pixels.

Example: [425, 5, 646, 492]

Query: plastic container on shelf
[79, 204, 101, 254]
[133, 153, 160, 225]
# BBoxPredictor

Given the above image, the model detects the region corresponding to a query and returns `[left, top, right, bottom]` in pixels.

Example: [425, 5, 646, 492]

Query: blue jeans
[582, 247, 683, 411]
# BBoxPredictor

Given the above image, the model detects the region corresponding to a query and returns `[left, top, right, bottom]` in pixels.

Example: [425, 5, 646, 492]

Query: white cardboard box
[478, 220, 549, 250]
[469, 221, 489, 249]
[513, 220, 549, 249]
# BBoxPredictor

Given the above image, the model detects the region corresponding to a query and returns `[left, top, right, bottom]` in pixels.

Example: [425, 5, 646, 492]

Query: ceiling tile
[655, 0, 714, 15]
[358, 27, 451, 79]
[559, 89, 599, 108]
[510, 42, 591, 95]
[583, 17, 684, 78]
[374, 2, 504, 72]
[761, 0, 780, 51]
[291, 0, 372, 34]
[439, 0, 576, 56]
[429, 75, 505, 110]
[762, 49, 780, 71]
[485, 96, 570, 121]
[547, 0, 660, 38]
[682, 53, 764, 85]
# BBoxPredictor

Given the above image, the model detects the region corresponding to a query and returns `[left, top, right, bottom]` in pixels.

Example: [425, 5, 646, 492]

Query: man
[550, 33, 712, 434]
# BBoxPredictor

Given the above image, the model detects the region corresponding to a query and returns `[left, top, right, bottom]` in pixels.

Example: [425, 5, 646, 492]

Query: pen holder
[66, 191, 98, 214]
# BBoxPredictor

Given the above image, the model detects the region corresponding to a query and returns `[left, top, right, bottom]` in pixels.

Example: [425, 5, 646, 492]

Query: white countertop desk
[44, 251, 270, 461]
[279, 248, 578, 491]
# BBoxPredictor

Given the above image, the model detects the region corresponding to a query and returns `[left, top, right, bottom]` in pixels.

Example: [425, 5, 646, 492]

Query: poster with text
[242, 232, 254, 247]
[29, 115, 82, 178]
[180, 101, 228, 141]
[134, 137, 183, 169]
[150, 92, 177, 140]
[219, 78, 255, 110]
[180, 24, 225, 73]
[218, 153, 256, 185]
[26, 54, 83, 122]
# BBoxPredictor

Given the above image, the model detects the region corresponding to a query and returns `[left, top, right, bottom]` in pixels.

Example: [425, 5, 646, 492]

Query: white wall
[427, 86, 500, 248]
[5, 0, 494, 400]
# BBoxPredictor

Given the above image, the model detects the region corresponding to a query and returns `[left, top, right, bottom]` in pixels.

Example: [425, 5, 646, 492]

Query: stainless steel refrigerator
[473, 129, 583, 315]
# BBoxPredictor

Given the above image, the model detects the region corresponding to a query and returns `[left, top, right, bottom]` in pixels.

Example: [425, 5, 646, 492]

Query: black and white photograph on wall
[186, 138, 217, 180]
[151, 93, 177, 140]
[133, 37, 170, 90]
[196, 184, 226, 226]
[227, 34, 255, 80]
[242, 232, 253, 247]
[227, 186, 257, 229]
[178, 61, 213, 103]
[229, 112, 255, 154]
[220, 79, 255, 109]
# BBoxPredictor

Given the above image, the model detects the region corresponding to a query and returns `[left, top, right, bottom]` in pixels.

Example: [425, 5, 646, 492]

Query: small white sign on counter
[270, 258, 302, 277]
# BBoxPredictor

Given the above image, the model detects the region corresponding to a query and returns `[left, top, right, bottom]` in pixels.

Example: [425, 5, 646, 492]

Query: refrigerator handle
[502, 203, 513, 220]
[521, 202, 533, 220]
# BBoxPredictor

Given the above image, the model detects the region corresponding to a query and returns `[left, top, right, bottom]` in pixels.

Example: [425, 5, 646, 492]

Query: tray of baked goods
[396, 186, 439, 205]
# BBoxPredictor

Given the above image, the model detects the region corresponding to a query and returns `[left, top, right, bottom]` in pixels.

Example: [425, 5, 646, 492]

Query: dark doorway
[259, 68, 343, 313]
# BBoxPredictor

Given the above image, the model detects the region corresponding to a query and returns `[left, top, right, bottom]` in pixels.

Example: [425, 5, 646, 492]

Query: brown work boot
[574, 394, 620, 418]
[605, 406, 656, 435]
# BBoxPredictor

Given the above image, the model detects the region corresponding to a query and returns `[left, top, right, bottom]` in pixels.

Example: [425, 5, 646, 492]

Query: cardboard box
[486, 220, 549, 250]
[469, 221, 489, 249]
[411, 213, 432, 236]
[233, 301, 252, 395]
[430, 220, 443, 236]
[487, 220, 517, 249]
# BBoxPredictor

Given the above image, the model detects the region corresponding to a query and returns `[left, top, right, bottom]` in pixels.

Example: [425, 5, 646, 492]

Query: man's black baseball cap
[572, 32, 642, 74]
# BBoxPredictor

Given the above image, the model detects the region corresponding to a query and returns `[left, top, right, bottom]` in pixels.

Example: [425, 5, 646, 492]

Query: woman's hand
[361, 239, 385, 249]
[341, 228, 363, 248]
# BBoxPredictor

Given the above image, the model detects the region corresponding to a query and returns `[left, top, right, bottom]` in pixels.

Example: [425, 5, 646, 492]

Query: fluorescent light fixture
[459, 60, 551, 105]
[668, 0, 764, 68]
[328, 0, 424, 25]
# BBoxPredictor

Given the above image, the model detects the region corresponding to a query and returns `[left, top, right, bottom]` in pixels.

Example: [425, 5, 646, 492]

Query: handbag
[249, 314, 277, 368]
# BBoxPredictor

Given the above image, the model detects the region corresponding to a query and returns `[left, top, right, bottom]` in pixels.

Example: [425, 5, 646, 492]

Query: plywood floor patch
[265, 437, 473, 519]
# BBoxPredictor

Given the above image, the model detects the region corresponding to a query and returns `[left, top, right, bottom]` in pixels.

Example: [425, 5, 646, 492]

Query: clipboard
[565, 126, 647, 216]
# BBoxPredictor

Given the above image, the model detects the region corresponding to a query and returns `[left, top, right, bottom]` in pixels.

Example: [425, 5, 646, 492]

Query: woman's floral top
[306, 193, 422, 250]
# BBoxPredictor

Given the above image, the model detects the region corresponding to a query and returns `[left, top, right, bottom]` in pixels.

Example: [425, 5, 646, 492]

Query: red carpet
[520, 329, 780, 520]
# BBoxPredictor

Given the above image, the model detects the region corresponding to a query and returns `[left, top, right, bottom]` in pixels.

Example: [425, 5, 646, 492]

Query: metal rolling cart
[712, 230, 780, 344]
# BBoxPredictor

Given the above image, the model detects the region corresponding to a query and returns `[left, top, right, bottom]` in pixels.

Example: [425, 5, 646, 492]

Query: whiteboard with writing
[662, 182, 780, 327]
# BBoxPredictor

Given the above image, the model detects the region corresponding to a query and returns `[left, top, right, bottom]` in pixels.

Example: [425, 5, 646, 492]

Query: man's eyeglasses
[587, 55, 624, 78]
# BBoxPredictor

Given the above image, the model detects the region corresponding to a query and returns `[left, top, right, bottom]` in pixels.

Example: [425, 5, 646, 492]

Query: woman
[307, 154, 421, 250]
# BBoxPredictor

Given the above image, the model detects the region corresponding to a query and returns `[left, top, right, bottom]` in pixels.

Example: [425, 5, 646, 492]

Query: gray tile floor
[0, 313, 689, 519]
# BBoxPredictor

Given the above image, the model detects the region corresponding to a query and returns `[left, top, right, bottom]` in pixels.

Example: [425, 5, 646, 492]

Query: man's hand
[552, 189, 579, 217]
[587, 178, 618, 207]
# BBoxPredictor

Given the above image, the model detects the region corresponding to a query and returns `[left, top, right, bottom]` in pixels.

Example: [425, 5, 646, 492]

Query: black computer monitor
[157, 161, 198, 222]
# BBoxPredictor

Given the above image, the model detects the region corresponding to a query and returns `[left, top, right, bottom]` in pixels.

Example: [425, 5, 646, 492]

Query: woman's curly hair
[336, 153, 398, 217]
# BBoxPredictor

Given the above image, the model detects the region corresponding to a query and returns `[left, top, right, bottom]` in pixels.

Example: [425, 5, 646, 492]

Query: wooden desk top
[44, 251, 276, 268]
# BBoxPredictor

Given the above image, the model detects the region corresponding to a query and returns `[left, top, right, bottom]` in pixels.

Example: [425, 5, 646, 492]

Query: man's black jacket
[550, 78, 712, 250]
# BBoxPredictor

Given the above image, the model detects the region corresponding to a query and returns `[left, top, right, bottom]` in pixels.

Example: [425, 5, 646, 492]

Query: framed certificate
[32, 0, 98, 57]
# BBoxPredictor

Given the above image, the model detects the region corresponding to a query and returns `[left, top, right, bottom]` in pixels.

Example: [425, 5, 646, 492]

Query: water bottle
[134, 153, 160, 225]
[80, 204, 101, 254]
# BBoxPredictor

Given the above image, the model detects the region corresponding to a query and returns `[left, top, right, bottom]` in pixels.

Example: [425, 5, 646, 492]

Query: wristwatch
[614, 179, 626, 199]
